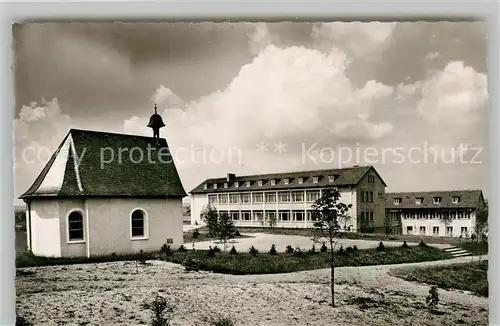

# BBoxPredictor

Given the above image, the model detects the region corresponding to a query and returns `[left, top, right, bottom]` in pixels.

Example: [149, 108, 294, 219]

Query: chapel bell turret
[147, 104, 166, 143]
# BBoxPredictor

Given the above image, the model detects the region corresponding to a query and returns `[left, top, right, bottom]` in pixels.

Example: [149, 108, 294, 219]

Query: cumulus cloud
[151, 85, 185, 109]
[160, 45, 395, 150]
[247, 23, 278, 55]
[14, 98, 73, 197]
[313, 22, 397, 59]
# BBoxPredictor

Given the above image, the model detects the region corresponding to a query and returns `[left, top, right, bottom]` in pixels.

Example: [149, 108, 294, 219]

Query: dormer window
[298, 177, 304, 184]
[246, 181, 251, 187]
[284, 178, 289, 185]
[394, 198, 402, 205]
[270, 179, 276, 186]
[433, 197, 442, 204]
[204, 183, 208, 190]
[313, 176, 319, 183]
[258, 180, 263, 186]
[452, 196, 460, 204]
[328, 175, 335, 183]
[415, 197, 423, 205]
[235, 182, 239, 188]
[213, 184, 217, 189]
[224, 182, 228, 188]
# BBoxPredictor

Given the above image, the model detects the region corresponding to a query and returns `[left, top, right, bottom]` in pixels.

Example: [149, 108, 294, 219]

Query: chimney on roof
[227, 173, 236, 182]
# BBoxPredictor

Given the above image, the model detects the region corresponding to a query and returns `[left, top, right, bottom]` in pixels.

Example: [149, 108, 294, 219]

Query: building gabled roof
[385, 190, 484, 209]
[20, 129, 186, 199]
[189, 165, 386, 194]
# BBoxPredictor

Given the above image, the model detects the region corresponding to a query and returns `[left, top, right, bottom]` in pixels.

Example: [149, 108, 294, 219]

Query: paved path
[188, 233, 453, 252]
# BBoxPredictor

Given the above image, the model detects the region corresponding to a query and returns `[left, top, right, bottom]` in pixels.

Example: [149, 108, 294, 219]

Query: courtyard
[16, 255, 488, 325]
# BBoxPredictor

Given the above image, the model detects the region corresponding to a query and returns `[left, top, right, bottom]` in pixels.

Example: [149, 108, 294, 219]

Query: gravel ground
[16, 255, 488, 326]
[189, 233, 452, 252]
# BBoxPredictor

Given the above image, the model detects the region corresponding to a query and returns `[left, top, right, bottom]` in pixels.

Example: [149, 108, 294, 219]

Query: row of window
[67, 209, 147, 242]
[393, 196, 461, 205]
[208, 190, 321, 205]
[218, 210, 315, 222]
[406, 226, 468, 236]
[205, 175, 339, 190]
[402, 211, 471, 220]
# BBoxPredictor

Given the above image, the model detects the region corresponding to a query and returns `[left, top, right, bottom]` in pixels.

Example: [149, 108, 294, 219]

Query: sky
[13, 22, 488, 205]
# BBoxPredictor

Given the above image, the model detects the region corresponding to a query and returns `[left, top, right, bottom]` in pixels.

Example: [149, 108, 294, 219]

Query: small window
[284, 178, 289, 185]
[298, 177, 304, 184]
[293, 211, 305, 221]
[252, 192, 263, 203]
[241, 211, 251, 221]
[265, 192, 276, 203]
[367, 175, 375, 183]
[306, 190, 320, 202]
[433, 226, 439, 235]
[230, 211, 240, 221]
[270, 179, 276, 185]
[420, 226, 426, 235]
[292, 191, 304, 202]
[378, 192, 383, 200]
[246, 181, 251, 187]
[218, 194, 228, 204]
[208, 195, 218, 204]
[446, 226, 453, 237]
[229, 194, 240, 204]
[241, 193, 251, 204]
[258, 180, 263, 186]
[278, 191, 290, 203]
[166, 238, 173, 244]
[235, 182, 239, 188]
[213, 183, 217, 189]
[406, 226, 413, 234]
[224, 182, 228, 188]
[68, 211, 84, 241]
[415, 197, 423, 204]
[433, 197, 442, 204]
[279, 211, 290, 221]
[452, 196, 460, 204]
[131, 209, 146, 238]
[394, 198, 402, 205]
[328, 175, 335, 183]
[313, 176, 319, 183]
[204, 184, 208, 190]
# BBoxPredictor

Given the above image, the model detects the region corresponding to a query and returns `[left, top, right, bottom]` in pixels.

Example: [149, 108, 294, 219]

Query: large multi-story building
[189, 165, 387, 232]
[385, 190, 486, 238]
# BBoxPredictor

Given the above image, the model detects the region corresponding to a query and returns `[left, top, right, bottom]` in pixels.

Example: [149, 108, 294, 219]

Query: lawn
[183, 229, 253, 244]
[391, 260, 488, 297]
[16, 244, 452, 274]
[458, 241, 488, 255]
[161, 245, 452, 275]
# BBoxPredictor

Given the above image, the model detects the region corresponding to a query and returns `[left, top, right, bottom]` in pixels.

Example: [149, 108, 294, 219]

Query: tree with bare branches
[311, 187, 352, 307]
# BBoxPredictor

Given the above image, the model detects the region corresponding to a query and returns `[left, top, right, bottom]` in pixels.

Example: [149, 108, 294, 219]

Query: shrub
[183, 257, 200, 272]
[148, 294, 174, 326]
[233, 230, 241, 237]
[426, 285, 439, 312]
[269, 244, 277, 255]
[229, 245, 237, 255]
[377, 242, 385, 251]
[192, 229, 200, 239]
[161, 244, 173, 256]
[285, 245, 294, 254]
[353, 245, 358, 252]
[310, 244, 317, 254]
[345, 246, 353, 253]
[178, 245, 187, 253]
[209, 314, 235, 326]
[338, 246, 346, 255]
[213, 246, 221, 253]
[402, 240, 409, 249]
[15, 315, 32, 326]
[207, 246, 216, 258]
[137, 250, 147, 264]
[249, 246, 259, 256]
[419, 240, 427, 248]
[294, 247, 304, 257]
[320, 242, 328, 252]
